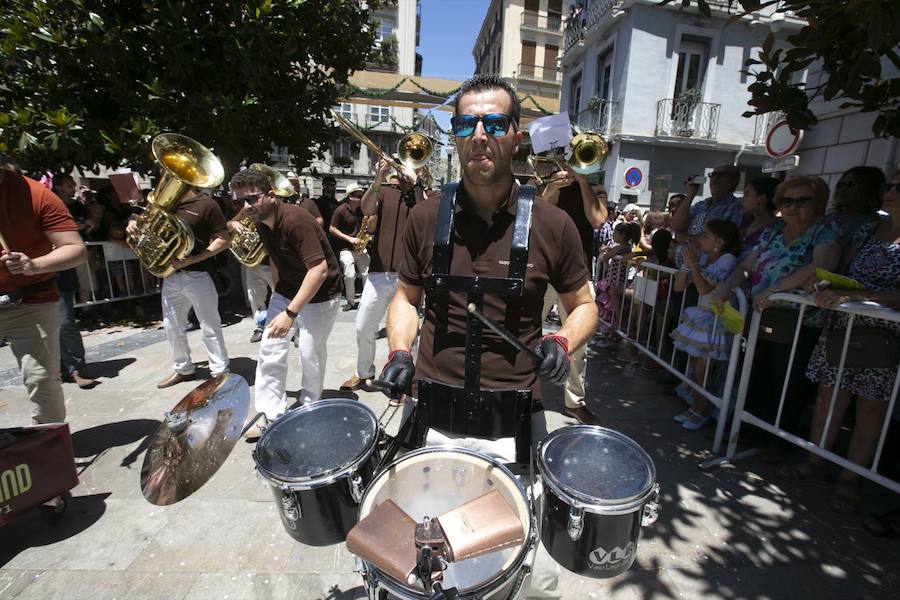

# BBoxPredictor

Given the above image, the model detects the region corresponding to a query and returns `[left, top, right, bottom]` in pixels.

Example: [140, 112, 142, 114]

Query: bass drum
[356, 447, 535, 599]
[254, 399, 380, 546]
[537, 426, 659, 578]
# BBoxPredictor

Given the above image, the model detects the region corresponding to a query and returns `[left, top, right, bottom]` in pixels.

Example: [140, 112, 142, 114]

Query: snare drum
[254, 399, 380, 546]
[356, 447, 535, 599]
[537, 426, 659, 579]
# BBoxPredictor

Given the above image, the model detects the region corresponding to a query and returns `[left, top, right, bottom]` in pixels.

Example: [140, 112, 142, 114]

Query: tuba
[127, 133, 225, 278]
[229, 163, 294, 267]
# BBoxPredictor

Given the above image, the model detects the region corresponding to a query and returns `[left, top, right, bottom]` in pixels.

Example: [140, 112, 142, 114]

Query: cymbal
[140, 373, 250, 505]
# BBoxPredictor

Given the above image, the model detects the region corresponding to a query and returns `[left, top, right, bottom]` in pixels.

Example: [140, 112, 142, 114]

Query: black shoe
[342, 302, 358, 312]
[250, 329, 263, 343]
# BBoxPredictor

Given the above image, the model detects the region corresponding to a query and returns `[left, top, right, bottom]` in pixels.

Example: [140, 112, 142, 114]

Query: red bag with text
[0, 423, 78, 526]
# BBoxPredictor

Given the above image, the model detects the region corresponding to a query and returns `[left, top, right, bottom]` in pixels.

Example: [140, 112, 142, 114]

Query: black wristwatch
[284, 308, 298, 320]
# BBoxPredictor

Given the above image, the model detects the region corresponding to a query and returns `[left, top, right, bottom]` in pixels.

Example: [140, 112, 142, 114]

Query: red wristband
[542, 334, 570, 357]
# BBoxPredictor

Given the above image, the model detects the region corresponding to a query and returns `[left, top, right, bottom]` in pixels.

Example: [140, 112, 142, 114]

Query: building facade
[560, 0, 802, 208]
[297, 0, 430, 197]
[473, 0, 566, 100]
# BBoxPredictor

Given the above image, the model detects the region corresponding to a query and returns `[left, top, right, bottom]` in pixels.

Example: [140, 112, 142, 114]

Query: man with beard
[228, 168, 341, 439]
[377, 75, 598, 598]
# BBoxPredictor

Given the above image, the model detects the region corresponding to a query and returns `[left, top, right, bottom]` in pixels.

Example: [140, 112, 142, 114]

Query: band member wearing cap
[229, 169, 341, 436]
[126, 175, 231, 389]
[538, 169, 607, 425]
[379, 74, 597, 597]
[329, 182, 370, 311]
[0, 155, 87, 423]
[339, 160, 430, 393]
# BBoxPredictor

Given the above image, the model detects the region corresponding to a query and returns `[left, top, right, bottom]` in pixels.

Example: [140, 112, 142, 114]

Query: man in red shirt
[0, 154, 88, 423]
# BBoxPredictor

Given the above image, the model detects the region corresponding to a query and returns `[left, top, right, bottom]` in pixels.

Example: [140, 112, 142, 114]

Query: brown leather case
[435, 489, 525, 562]
[346, 500, 418, 584]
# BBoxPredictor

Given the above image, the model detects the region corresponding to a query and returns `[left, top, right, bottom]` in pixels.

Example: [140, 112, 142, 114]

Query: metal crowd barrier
[73, 241, 161, 308]
[724, 292, 900, 494]
[600, 259, 748, 452]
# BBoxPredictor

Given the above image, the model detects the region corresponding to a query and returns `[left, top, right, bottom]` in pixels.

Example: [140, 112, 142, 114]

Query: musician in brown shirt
[328, 183, 369, 311]
[229, 169, 341, 437]
[126, 186, 231, 389]
[339, 161, 430, 393]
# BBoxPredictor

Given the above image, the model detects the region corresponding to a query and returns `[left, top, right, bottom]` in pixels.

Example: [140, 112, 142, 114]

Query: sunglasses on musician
[451, 113, 514, 138]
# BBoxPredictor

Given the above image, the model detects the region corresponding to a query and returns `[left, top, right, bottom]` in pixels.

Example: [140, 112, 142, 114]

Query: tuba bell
[127, 133, 225, 278]
[229, 163, 295, 267]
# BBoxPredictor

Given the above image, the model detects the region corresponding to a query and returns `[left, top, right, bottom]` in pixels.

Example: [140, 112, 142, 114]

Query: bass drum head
[255, 399, 378, 488]
[359, 447, 532, 597]
[538, 426, 655, 513]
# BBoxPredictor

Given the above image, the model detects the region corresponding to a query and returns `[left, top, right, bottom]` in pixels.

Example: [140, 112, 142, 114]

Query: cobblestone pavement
[1, 307, 898, 599]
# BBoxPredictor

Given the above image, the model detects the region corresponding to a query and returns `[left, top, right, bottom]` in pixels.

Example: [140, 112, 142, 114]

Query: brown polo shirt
[297, 197, 322, 220]
[176, 192, 229, 273]
[329, 199, 363, 252]
[369, 184, 429, 273]
[399, 181, 588, 398]
[257, 202, 341, 303]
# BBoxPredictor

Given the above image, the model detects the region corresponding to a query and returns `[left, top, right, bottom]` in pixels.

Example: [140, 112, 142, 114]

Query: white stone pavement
[1, 307, 898, 599]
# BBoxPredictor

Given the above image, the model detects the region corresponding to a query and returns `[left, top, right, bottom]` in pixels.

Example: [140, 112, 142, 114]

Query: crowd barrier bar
[601, 259, 748, 453]
[74, 241, 161, 308]
[723, 292, 900, 494]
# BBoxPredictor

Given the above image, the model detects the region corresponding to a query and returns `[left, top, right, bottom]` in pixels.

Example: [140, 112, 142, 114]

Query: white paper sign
[527, 113, 572, 154]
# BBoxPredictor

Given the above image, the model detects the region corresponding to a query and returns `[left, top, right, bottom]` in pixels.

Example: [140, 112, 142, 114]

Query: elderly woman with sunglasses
[777, 170, 900, 514]
[713, 177, 841, 447]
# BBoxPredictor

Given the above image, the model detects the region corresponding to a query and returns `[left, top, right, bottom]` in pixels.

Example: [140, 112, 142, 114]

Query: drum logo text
[0, 464, 32, 503]
[588, 541, 634, 570]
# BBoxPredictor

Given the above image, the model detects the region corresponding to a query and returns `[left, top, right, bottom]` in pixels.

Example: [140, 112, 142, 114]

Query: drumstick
[0, 230, 10, 253]
[466, 303, 542, 364]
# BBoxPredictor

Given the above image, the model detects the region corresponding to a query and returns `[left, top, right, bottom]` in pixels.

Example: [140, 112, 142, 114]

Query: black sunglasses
[450, 113, 514, 137]
[884, 182, 900, 193]
[779, 196, 814, 208]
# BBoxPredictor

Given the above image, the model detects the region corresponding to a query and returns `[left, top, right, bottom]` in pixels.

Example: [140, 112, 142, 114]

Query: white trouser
[241, 263, 273, 317]
[542, 282, 595, 410]
[161, 271, 229, 376]
[399, 401, 561, 599]
[254, 291, 340, 419]
[339, 249, 370, 301]
[355, 272, 398, 379]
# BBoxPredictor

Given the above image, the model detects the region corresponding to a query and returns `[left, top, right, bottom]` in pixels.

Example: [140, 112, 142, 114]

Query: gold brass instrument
[330, 109, 434, 178]
[127, 133, 225, 278]
[229, 163, 295, 267]
[352, 215, 374, 254]
[527, 128, 608, 186]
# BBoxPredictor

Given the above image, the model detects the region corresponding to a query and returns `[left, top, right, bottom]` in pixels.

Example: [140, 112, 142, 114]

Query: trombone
[527, 128, 608, 186]
[330, 109, 434, 182]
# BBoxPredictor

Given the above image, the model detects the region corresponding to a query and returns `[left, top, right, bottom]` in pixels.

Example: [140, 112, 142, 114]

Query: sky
[416, 0, 491, 134]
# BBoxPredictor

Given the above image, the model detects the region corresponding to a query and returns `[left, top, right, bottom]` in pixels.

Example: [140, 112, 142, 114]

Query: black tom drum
[537, 425, 659, 578]
[253, 399, 380, 545]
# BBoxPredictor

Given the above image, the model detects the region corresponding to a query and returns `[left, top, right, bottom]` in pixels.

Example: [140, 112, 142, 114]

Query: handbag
[758, 306, 800, 345]
[825, 327, 900, 370]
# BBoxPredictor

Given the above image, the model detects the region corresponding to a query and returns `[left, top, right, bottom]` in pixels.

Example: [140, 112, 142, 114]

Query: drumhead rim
[253, 399, 380, 488]
[357, 445, 535, 596]
[537, 425, 657, 514]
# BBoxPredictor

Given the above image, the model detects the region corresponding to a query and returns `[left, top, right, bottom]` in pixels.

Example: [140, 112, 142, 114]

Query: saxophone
[229, 163, 295, 267]
[352, 215, 374, 254]
[127, 134, 225, 278]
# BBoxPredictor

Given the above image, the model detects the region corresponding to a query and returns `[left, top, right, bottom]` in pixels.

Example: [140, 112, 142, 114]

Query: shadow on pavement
[86, 357, 137, 380]
[0, 492, 111, 568]
[320, 584, 367, 600]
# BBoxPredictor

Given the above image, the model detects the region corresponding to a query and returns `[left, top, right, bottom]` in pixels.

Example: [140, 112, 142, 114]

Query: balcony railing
[521, 11, 563, 32]
[655, 98, 720, 140]
[516, 63, 561, 84]
[573, 101, 619, 136]
[564, 0, 622, 53]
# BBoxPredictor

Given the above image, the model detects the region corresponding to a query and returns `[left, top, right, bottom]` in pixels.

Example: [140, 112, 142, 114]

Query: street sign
[765, 120, 803, 158]
[762, 155, 800, 173]
[624, 166, 643, 188]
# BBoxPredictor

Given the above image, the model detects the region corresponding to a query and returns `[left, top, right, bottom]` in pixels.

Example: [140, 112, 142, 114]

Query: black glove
[377, 349, 415, 399]
[533, 335, 570, 384]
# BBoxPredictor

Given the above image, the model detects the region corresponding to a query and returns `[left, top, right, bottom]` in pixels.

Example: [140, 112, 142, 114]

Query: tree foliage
[0, 0, 383, 174]
[662, 0, 900, 137]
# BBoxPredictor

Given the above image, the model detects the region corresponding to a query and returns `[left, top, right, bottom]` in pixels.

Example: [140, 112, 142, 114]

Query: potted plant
[587, 95, 604, 112]
[674, 88, 702, 136]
